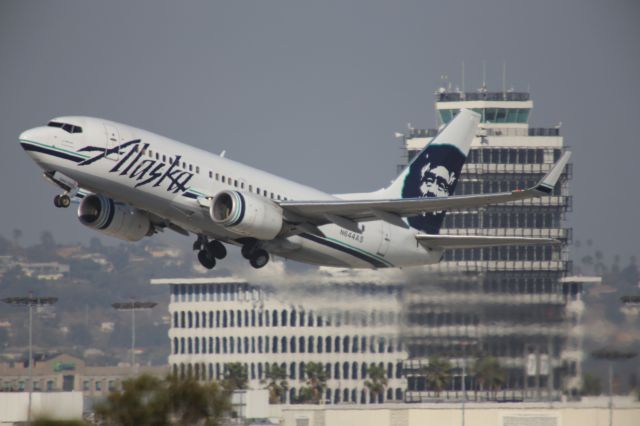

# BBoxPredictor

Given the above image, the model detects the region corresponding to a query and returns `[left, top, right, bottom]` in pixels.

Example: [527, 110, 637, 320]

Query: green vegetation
[471, 356, 505, 400]
[298, 362, 328, 404]
[263, 363, 289, 404]
[364, 364, 388, 403]
[223, 362, 248, 391]
[420, 356, 451, 397]
[94, 374, 230, 426]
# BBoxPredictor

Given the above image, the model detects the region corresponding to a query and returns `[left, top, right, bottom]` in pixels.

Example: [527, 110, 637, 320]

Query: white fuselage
[20, 116, 440, 268]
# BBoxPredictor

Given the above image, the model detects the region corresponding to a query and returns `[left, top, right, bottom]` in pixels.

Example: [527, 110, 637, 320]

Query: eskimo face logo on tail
[402, 144, 466, 234]
[77, 140, 194, 194]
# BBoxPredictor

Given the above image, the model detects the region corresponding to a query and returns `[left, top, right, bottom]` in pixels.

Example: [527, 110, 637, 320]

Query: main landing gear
[241, 240, 270, 269]
[194, 236, 227, 269]
[53, 194, 71, 208]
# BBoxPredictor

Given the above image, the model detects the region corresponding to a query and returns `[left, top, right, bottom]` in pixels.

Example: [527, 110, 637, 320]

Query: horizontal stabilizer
[415, 234, 559, 250]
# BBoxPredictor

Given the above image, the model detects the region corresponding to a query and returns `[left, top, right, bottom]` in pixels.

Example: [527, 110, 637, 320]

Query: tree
[94, 374, 169, 426]
[420, 357, 451, 397]
[301, 362, 328, 404]
[223, 363, 248, 391]
[472, 356, 505, 400]
[94, 374, 230, 426]
[263, 363, 289, 404]
[165, 374, 230, 426]
[364, 364, 388, 403]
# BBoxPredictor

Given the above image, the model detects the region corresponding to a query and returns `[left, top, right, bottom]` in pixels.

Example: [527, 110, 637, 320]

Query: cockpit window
[48, 121, 83, 134]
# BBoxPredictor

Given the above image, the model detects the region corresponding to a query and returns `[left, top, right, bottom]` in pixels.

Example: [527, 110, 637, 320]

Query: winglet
[535, 151, 571, 193]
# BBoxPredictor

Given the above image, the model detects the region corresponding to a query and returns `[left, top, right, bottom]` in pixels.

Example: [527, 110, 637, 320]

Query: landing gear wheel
[249, 249, 269, 269]
[241, 241, 257, 259]
[54, 195, 71, 208]
[59, 195, 70, 208]
[197, 250, 216, 269]
[207, 240, 227, 259]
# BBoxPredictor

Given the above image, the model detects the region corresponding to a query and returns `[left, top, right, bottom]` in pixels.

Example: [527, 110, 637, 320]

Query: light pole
[2, 294, 57, 425]
[591, 348, 637, 426]
[112, 300, 156, 372]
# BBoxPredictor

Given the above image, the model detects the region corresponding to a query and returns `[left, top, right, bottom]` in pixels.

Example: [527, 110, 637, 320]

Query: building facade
[398, 88, 577, 401]
[153, 276, 407, 404]
[0, 353, 167, 397]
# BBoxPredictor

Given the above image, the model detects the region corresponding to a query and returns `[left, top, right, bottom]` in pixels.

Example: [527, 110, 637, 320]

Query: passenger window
[196, 166, 200, 174]
[256, 187, 260, 194]
[215, 173, 219, 181]
[209, 171, 213, 179]
[221, 176, 226, 183]
[189, 164, 192, 172]
[162, 155, 166, 162]
[277, 195, 281, 200]
[249, 185, 253, 191]
[264, 190, 267, 196]
[155, 153, 159, 160]
[270, 192, 274, 199]
[148, 150, 153, 157]
[241, 183, 244, 189]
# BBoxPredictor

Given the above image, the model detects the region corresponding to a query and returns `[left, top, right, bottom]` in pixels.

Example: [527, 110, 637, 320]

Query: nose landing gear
[53, 194, 71, 208]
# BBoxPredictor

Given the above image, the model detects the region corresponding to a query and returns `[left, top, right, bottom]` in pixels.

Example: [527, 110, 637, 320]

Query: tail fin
[385, 109, 480, 234]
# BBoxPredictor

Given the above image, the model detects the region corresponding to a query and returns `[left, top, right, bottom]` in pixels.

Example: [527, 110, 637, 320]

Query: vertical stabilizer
[385, 109, 480, 234]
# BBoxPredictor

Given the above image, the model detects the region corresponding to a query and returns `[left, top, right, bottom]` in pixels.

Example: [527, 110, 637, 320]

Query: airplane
[18, 109, 571, 270]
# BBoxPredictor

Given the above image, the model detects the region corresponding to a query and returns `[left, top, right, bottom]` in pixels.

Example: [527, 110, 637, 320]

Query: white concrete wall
[0, 392, 83, 423]
[281, 402, 640, 426]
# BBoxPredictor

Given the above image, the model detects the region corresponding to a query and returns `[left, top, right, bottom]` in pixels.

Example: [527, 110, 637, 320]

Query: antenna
[481, 61, 487, 92]
[461, 61, 465, 95]
[502, 60, 507, 99]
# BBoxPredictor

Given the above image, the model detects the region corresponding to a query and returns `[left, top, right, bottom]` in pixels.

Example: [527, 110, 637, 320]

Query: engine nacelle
[210, 190, 283, 240]
[78, 194, 153, 242]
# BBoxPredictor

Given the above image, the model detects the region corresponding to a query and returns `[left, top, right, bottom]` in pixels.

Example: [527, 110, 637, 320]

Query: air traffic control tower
[398, 86, 578, 401]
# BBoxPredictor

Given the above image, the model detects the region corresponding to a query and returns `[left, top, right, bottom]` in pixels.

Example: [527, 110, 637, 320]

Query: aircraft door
[104, 123, 120, 161]
[376, 222, 391, 257]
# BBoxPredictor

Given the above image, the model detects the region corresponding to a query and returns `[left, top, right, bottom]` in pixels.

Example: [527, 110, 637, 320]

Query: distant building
[0, 353, 167, 397]
[152, 275, 407, 404]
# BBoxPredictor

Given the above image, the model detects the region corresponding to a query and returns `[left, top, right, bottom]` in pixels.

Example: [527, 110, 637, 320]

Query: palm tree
[223, 362, 248, 391]
[364, 364, 388, 403]
[420, 356, 452, 397]
[472, 356, 505, 400]
[303, 362, 328, 404]
[263, 363, 289, 404]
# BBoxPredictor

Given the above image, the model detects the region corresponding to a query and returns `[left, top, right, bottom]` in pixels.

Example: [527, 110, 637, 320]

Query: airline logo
[402, 144, 466, 234]
[78, 140, 194, 193]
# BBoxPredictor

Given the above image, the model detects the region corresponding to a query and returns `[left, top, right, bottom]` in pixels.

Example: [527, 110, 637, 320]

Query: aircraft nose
[19, 128, 36, 142]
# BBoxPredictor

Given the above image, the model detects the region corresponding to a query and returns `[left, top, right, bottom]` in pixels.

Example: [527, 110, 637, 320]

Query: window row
[173, 360, 404, 383]
[442, 211, 561, 229]
[408, 148, 564, 166]
[172, 308, 399, 329]
[171, 283, 260, 303]
[172, 335, 401, 356]
[132, 147, 290, 201]
[442, 245, 559, 262]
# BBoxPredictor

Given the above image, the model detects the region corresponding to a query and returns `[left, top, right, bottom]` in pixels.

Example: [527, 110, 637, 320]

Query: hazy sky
[1, 0, 638, 259]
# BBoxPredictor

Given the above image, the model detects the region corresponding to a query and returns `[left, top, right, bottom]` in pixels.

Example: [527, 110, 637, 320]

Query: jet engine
[77, 194, 153, 241]
[210, 190, 283, 240]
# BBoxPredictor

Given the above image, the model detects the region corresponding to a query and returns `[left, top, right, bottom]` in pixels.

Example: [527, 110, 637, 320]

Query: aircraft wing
[415, 234, 558, 249]
[280, 152, 571, 232]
